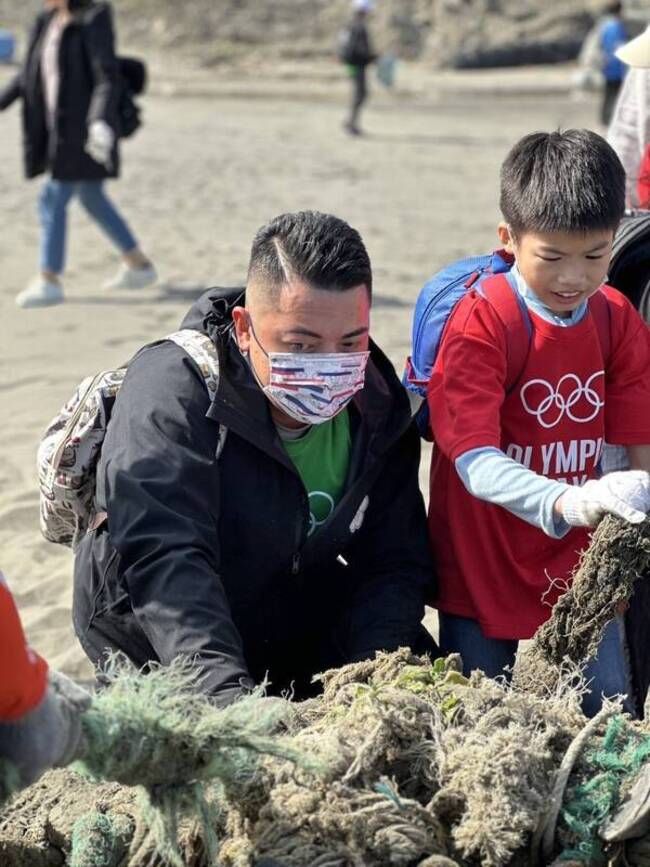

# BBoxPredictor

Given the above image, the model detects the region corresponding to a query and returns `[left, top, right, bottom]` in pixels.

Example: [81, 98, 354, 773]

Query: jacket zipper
[291, 486, 309, 575]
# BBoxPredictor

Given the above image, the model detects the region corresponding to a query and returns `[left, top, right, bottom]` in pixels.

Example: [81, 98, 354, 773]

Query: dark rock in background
[0, 0, 648, 69]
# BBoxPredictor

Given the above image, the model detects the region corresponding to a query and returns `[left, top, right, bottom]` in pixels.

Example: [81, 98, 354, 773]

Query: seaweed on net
[514, 516, 650, 697]
[218, 652, 587, 867]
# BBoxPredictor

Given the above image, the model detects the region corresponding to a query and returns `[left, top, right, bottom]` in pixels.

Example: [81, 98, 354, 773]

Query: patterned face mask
[248, 320, 370, 425]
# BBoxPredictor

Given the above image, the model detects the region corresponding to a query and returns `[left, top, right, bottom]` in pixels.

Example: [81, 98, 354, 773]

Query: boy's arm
[458, 447, 650, 533]
[456, 447, 571, 538]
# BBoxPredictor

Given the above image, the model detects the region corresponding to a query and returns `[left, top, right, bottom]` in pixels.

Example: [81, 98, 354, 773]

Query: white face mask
[248, 320, 370, 425]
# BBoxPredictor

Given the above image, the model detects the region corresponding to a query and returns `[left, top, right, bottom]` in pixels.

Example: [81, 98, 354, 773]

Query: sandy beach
[0, 58, 601, 680]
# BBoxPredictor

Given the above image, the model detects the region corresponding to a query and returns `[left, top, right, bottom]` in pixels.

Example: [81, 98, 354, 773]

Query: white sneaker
[104, 263, 157, 290]
[15, 278, 64, 309]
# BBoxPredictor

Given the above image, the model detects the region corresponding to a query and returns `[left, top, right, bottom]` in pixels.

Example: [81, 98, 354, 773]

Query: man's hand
[557, 470, 650, 528]
[85, 119, 114, 168]
[0, 671, 91, 789]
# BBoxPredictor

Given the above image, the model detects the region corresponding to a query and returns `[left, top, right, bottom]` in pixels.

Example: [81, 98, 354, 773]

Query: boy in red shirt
[0, 571, 90, 792]
[428, 129, 650, 715]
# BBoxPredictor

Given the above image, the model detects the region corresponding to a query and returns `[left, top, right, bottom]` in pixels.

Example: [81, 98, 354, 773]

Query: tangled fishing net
[1, 516, 650, 867]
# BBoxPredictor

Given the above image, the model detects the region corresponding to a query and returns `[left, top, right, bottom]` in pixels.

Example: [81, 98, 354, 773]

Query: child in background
[598, 1, 628, 126]
[427, 129, 650, 716]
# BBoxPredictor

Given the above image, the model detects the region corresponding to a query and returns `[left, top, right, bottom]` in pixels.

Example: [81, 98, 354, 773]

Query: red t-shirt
[428, 284, 650, 639]
[0, 575, 48, 720]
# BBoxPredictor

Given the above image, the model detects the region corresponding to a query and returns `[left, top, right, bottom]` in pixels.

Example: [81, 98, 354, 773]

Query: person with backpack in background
[70, 210, 436, 707]
[0, 0, 156, 309]
[608, 24, 650, 208]
[598, 2, 629, 126]
[0, 570, 90, 795]
[340, 0, 377, 136]
[413, 130, 650, 717]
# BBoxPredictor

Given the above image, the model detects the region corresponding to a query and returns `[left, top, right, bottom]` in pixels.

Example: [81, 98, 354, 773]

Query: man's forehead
[253, 280, 370, 316]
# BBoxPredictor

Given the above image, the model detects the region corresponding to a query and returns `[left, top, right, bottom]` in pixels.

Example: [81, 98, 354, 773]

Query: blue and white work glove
[560, 470, 650, 528]
[85, 119, 114, 168]
[0, 671, 91, 789]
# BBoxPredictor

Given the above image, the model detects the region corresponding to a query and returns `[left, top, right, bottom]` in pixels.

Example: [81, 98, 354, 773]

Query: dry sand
[0, 58, 601, 680]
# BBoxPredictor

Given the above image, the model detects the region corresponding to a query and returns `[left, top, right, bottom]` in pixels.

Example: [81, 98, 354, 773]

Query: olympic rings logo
[520, 371, 604, 429]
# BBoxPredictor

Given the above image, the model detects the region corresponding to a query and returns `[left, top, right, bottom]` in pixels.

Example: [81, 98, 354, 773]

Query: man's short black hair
[247, 211, 372, 299]
[500, 129, 625, 237]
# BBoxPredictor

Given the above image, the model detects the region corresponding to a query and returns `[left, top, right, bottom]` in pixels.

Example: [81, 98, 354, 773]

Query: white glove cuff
[559, 484, 601, 528]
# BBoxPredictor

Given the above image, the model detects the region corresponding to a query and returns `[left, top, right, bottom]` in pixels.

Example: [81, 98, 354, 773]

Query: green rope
[68, 656, 318, 866]
[559, 716, 650, 863]
[69, 811, 133, 867]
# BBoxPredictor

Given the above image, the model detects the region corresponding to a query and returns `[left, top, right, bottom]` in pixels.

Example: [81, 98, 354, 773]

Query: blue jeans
[39, 178, 137, 275]
[439, 612, 634, 717]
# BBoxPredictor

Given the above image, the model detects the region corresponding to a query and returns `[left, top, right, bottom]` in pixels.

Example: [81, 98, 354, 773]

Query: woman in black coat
[0, 0, 156, 308]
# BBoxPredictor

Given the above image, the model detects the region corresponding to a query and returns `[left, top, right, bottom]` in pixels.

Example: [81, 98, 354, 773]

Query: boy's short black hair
[500, 129, 625, 237]
[247, 211, 372, 299]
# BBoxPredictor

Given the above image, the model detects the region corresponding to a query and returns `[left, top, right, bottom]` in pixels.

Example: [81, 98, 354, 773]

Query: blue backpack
[404, 250, 516, 437]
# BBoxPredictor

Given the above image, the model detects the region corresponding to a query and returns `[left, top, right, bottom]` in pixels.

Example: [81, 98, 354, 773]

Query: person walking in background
[0, 0, 156, 309]
[599, 2, 629, 126]
[339, 0, 377, 136]
[608, 24, 650, 208]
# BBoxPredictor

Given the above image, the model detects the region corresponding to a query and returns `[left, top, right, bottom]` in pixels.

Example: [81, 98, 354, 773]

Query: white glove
[560, 470, 650, 527]
[85, 119, 114, 168]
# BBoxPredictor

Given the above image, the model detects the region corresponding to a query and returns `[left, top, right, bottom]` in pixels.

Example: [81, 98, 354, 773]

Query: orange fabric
[0, 577, 48, 720]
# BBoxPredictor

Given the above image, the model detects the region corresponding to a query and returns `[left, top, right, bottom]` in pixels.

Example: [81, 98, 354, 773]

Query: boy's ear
[497, 222, 515, 253]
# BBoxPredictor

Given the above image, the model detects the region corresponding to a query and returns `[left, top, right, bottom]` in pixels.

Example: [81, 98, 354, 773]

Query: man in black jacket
[73, 211, 436, 705]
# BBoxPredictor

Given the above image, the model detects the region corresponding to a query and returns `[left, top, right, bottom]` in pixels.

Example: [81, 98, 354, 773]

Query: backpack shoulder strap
[587, 289, 612, 364]
[164, 329, 227, 457]
[164, 329, 220, 399]
[477, 273, 533, 393]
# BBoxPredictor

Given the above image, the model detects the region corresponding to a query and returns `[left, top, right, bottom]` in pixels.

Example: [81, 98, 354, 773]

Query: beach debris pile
[1, 516, 650, 867]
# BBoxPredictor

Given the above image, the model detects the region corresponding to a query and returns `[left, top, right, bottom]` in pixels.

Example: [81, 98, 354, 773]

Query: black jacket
[345, 15, 376, 67]
[73, 288, 435, 701]
[0, 2, 120, 180]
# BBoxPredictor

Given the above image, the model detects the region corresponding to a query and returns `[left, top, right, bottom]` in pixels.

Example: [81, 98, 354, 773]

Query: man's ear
[232, 306, 251, 353]
[497, 222, 515, 254]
